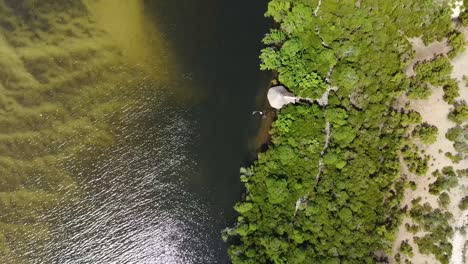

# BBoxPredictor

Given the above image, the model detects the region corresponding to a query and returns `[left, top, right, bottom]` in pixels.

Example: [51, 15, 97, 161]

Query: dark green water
[0, 0, 269, 263]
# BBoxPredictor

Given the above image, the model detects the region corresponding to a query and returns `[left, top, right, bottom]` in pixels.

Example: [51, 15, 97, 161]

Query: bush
[448, 101, 468, 124]
[414, 235, 452, 264]
[414, 55, 452, 86]
[402, 144, 430, 175]
[394, 253, 401, 263]
[442, 79, 459, 104]
[400, 110, 422, 126]
[412, 122, 438, 144]
[438, 192, 451, 209]
[411, 197, 422, 205]
[410, 199, 453, 264]
[429, 167, 458, 195]
[405, 223, 420, 234]
[262, 29, 286, 45]
[446, 126, 464, 141]
[454, 140, 468, 155]
[399, 240, 413, 256]
[408, 181, 417, 190]
[407, 80, 432, 99]
[447, 31, 466, 58]
[460, 8, 468, 26]
[445, 152, 462, 163]
[459, 196, 468, 211]
[445, 125, 468, 158]
[457, 168, 468, 177]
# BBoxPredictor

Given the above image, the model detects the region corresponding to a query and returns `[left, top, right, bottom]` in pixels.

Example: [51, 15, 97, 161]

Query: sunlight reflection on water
[32, 89, 218, 264]
[0, 0, 269, 262]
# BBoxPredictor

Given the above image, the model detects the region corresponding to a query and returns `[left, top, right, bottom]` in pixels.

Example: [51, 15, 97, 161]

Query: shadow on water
[141, 1, 273, 261]
[0, 0, 271, 263]
[146, 0, 272, 209]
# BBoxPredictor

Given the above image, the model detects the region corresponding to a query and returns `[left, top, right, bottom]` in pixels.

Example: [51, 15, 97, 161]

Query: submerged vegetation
[0, 0, 168, 262]
[226, 0, 464, 263]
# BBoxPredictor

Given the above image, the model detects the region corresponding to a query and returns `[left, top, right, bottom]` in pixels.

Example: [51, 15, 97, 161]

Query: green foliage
[410, 56, 458, 103]
[229, 102, 411, 263]
[445, 124, 468, 159]
[447, 31, 466, 58]
[457, 168, 468, 177]
[260, 48, 281, 70]
[411, 197, 422, 205]
[414, 234, 452, 264]
[390, 0, 452, 44]
[228, 104, 329, 263]
[461, 11, 468, 26]
[264, 0, 291, 23]
[266, 178, 289, 204]
[295, 71, 327, 99]
[407, 181, 417, 191]
[234, 202, 254, 214]
[404, 223, 420, 234]
[401, 144, 430, 176]
[446, 126, 465, 141]
[229, 0, 458, 263]
[459, 196, 468, 210]
[410, 200, 453, 264]
[444, 152, 462, 163]
[448, 101, 468, 124]
[394, 253, 401, 263]
[429, 167, 459, 195]
[407, 81, 432, 99]
[412, 122, 438, 144]
[442, 79, 460, 104]
[414, 56, 452, 87]
[280, 3, 315, 35]
[262, 29, 287, 45]
[400, 110, 423, 126]
[399, 240, 413, 256]
[453, 140, 468, 156]
[438, 192, 451, 209]
[459, 2, 468, 26]
[261, 38, 329, 99]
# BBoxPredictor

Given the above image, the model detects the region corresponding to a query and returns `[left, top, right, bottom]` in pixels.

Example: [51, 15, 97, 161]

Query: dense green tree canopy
[226, 0, 457, 263]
